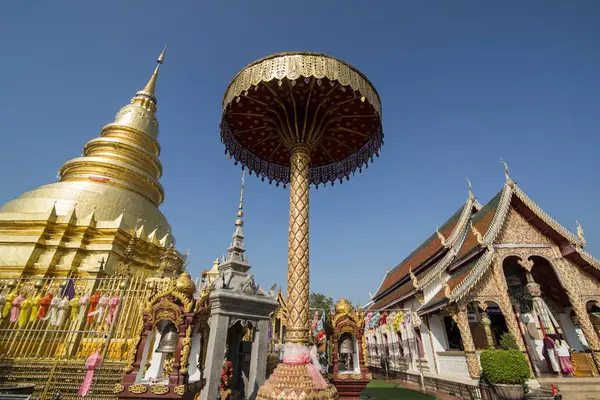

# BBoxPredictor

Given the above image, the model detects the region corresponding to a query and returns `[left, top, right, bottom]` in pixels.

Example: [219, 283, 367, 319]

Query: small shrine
[197, 171, 279, 400]
[117, 272, 207, 399]
[331, 299, 372, 399]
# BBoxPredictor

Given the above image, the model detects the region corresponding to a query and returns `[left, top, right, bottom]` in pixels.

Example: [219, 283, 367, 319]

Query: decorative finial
[369, 290, 374, 300]
[576, 221, 587, 247]
[500, 159, 514, 188]
[436, 226, 447, 247]
[385, 264, 389, 274]
[470, 221, 484, 245]
[443, 280, 451, 299]
[137, 46, 167, 102]
[158, 45, 167, 64]
[466, 177, 475, 201]
[409, 268, 419, 288]
[234, 169, 245, 227]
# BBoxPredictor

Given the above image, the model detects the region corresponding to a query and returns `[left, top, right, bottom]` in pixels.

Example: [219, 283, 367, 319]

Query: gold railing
[0, 275, 177, 399]
[0, 274, 170, 362]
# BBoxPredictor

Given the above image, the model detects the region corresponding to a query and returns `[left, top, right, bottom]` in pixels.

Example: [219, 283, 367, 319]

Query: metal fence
[0, 275, 173, 400]
[0, 275, 173, 362]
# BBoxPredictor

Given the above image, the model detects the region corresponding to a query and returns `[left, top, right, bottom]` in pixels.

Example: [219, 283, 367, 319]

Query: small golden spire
[235, 169, 245, 226]
[576, 221, 587, 247]
[137, 46, 167, 102]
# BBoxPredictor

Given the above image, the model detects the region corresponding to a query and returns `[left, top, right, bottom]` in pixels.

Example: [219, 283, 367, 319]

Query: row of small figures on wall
[0, 286, 121, 329]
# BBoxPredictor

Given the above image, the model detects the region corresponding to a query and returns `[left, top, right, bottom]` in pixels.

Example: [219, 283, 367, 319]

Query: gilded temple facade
[0, 50, 193, 399]
[365, 166, 600, 394]
[0, 47, 185, 280]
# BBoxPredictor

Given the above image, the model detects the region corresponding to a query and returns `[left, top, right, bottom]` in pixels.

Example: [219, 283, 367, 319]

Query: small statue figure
[219, 361, 233, 400]
[161, 354, 174, 379]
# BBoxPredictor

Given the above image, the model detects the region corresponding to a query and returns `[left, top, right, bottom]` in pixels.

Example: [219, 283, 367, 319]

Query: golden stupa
[0, 47, 185, 277]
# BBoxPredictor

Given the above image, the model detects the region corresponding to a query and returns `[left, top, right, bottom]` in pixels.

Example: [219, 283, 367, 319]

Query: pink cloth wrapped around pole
[78, 349, 103, 397]
[10, 294, 24, 323]
[105, 296, 120, 325]
[282, 343, 328, 388]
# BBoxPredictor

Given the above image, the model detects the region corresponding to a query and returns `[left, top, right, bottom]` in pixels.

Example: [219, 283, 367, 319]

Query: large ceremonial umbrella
[221, 52, 383, 399]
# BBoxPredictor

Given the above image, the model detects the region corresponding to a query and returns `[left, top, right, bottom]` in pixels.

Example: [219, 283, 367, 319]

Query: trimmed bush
[480, 349, 529, 385]
[499, 333, 520, 350]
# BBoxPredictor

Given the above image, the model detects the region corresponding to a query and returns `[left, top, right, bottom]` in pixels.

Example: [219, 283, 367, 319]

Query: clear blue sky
[1, 1, 599, 306]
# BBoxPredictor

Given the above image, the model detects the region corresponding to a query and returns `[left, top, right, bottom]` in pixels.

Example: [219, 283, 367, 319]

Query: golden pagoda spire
[57, 48, 170, 207]
[136, 46, 167, 103]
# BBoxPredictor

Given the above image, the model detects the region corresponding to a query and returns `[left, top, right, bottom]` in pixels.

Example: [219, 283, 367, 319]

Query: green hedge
[480, 349, 529, 385]
[499, 333, 520, 350]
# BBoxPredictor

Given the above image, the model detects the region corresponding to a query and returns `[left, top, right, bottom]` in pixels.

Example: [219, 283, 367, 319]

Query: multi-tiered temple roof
[370, 164, 600, 314]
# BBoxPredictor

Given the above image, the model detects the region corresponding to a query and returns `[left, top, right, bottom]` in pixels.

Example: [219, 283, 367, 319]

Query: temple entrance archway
[502, 254, 591, 375]
[465, 300, 509, 350]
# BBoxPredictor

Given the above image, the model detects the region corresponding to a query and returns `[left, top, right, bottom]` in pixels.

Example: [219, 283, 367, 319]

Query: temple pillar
[247, 320, 269, 400]
[200, 313, 230, 400]
[495, 295, 526, 352]
[492, 258, 536, 375]
[452, 305, 480, 378]
[550, 257, 600, 368]
[570, 299, 600, 367]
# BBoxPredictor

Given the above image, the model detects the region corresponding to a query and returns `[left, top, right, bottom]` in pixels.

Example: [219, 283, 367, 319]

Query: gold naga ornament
[220, 52, 383, 400]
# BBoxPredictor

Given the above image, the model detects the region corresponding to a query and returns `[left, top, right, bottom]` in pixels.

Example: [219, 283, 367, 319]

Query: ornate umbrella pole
[221, 52, 383, 399]
[286, 145, 311, 344]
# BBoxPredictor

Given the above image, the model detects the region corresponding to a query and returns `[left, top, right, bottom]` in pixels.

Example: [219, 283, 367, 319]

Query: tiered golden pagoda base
[257, 363, 338, 400]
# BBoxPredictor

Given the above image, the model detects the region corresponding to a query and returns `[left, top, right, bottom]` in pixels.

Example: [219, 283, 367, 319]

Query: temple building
[0, 46, 186, 279]
[365, 165, 600, 394]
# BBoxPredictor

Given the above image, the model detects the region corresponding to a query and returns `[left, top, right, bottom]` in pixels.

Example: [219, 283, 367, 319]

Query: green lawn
[360, 379, 438, 400]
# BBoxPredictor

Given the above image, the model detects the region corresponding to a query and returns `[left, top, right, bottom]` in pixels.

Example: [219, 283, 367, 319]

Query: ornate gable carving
[497, 208, 553, 245]
[147, 295, 184, 329]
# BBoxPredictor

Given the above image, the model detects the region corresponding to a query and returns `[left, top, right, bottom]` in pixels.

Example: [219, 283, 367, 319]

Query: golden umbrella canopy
[221, 52, 383, 187]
